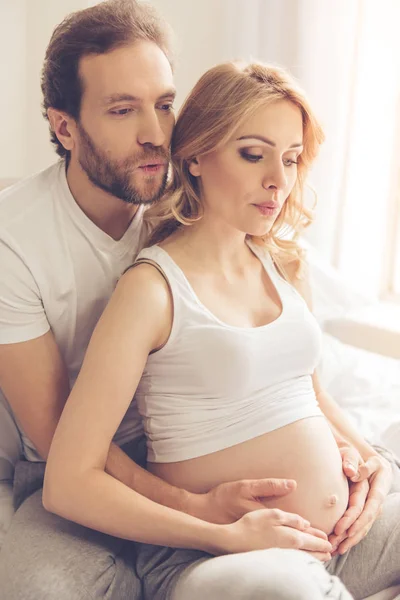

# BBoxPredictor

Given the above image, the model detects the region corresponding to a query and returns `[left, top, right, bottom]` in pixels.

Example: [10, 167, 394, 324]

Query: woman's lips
[253, 203, 279, 216]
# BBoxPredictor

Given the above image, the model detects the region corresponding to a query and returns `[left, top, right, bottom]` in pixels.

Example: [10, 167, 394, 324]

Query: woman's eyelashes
[239, 149, 299, 166]
[239, 149, 263, 163]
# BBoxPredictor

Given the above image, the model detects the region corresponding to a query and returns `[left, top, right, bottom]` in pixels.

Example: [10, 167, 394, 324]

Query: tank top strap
[246, 238, 283, 283]
[133, 244, 197, 304]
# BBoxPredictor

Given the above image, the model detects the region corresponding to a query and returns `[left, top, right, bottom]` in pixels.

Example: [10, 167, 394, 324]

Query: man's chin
[128, 177, 166, 203]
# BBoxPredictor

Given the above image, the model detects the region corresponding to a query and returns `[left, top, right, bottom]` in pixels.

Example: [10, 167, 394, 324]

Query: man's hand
[330, 454, 392, 555]
[187, 478, 297, 525]
[221, 508, 332, 561]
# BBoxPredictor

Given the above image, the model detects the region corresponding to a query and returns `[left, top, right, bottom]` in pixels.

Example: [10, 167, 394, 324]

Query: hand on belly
[259, 469, 349, 535]
[150, 416, 350, 535]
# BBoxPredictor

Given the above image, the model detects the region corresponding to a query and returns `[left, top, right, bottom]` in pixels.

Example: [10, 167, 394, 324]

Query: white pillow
[318, 332, 400, 451]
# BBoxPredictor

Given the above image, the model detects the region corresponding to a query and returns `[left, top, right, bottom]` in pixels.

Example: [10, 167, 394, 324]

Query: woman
[136, 62, 348, 536]
[44, 62, 399, 600]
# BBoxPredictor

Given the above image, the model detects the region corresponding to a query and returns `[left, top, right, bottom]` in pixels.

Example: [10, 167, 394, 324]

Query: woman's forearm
[317, 389, 378, 460]
[43, 466, 225, 553]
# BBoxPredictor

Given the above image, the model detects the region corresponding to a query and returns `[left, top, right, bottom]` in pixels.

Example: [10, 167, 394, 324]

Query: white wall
[0, 0, 27, 179]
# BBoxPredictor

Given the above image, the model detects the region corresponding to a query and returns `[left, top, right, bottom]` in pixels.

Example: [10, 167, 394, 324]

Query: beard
[76, 122, 170, 206]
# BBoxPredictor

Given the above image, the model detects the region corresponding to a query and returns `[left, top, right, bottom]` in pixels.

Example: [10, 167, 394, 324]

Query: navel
[326, 494, 338, 507]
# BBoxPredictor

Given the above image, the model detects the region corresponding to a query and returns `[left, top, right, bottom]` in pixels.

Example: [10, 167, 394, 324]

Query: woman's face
[190, 99, 304, 237]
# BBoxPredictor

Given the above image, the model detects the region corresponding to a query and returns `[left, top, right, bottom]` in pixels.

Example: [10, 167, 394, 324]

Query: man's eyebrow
[237, 135, 303, 149]
[102, 89, 176, 106]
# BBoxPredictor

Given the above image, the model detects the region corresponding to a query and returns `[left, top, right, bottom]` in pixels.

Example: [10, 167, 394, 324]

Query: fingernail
[285, 480, 295, 488]
[344, 462, 356, 471]
[303, 520, 310, 528]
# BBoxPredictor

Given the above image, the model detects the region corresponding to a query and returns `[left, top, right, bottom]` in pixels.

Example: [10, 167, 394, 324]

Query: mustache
[131, 146, 171, 167]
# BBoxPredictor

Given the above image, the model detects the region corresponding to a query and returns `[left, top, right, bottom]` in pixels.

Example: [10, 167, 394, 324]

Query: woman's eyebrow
[236, 134, 303, 149]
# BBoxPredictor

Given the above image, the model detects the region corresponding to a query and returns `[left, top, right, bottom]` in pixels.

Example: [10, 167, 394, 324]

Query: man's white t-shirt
[0, 161, 146, 461]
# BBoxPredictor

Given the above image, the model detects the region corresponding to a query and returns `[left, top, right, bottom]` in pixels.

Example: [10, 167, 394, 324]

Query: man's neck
[66, 159, 139, 241]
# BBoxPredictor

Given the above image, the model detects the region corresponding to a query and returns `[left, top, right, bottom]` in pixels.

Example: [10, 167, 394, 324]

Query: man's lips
[137, 161, 167, 169]
[137, 162, 167, 174]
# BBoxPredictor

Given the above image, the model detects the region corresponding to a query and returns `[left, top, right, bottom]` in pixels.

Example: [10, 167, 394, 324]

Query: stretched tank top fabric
[134, 239, 323, 463]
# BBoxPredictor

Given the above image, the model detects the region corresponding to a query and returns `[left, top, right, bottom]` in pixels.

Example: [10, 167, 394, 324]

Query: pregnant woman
[135, 60, 348, 537]
[45, 61, 399, 600]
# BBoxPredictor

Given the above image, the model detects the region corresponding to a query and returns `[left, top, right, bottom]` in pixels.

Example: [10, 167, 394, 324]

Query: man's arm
[0, 330, 295, 524]
[0, 332, 194, 502]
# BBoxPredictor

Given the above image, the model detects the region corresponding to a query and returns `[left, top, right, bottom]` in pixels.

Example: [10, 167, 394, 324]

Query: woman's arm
[43, 263, 332, 556]
[43, 264, 217, 549]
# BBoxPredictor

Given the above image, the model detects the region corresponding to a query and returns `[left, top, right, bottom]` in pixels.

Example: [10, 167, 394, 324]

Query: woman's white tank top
[135, 239, 323, 463]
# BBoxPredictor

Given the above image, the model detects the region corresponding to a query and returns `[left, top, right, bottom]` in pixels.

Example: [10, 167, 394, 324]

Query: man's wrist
[180, 490, 212, 521]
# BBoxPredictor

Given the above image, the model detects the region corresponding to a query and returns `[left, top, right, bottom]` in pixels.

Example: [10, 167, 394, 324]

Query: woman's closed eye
[283, 158, 298, 166]
[239, 149, 299, 166]
[239, 149, 263, 163]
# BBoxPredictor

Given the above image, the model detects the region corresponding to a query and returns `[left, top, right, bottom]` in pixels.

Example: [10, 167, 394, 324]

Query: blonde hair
[146, 61, 324, 277]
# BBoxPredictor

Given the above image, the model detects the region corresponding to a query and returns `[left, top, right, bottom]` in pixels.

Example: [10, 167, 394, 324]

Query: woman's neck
[165, 214, 254, 275]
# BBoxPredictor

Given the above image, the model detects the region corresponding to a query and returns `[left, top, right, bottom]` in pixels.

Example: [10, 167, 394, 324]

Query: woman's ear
[188, 157, 201, 177]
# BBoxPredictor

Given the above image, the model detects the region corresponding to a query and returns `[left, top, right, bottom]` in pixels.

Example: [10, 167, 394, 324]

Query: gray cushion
[0, 481, 14, 549]
[0, 394, 22, 481]
[0, 395, 22, 549]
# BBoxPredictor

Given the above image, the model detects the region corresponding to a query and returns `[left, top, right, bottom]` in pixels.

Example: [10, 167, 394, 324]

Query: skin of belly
[149, 416, 350, 535]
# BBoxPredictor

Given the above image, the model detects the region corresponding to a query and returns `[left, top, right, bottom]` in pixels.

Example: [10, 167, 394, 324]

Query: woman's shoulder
[116, 257, 172, 316]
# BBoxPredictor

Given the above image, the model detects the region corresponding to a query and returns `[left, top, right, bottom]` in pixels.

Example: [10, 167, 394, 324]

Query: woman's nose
[262, 162, 287, 191]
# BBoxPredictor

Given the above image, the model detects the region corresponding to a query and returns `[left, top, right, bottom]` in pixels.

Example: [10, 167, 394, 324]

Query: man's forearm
[317, 390, 378, 460]
[106, 442, 196, 514]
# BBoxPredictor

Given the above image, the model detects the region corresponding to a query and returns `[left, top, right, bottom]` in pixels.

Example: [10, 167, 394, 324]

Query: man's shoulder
[0, 162, 64, 238]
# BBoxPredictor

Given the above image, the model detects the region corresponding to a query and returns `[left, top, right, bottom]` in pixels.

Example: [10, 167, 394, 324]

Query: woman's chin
[245, 225, 273, 238]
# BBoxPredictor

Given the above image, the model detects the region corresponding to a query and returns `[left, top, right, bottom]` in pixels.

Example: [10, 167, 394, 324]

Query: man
[0, 1, 396, 599]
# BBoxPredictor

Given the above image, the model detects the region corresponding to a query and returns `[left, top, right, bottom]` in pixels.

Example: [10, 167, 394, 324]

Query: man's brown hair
[41, 0, 173, 159]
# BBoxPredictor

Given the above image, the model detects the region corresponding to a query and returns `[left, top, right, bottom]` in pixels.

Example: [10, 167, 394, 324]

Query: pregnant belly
[149, 416, 349, 535]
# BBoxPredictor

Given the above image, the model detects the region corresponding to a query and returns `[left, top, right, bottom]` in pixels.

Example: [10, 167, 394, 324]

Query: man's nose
[137, 110, 166, 147]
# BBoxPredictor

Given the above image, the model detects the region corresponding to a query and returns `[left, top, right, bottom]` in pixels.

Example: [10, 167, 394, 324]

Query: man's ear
[188, 157, 201, 177]
[47, 108, 76, 152]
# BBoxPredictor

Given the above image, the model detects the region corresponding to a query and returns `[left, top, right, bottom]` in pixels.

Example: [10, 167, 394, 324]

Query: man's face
[73, 40, 175, 205]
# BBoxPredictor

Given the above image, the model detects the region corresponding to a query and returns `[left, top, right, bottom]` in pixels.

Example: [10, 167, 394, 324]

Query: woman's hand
[330, 454, 392, 555]
[339, 443, 365, 481]
[221, 508, 332, 560]
[186, 478, 298, 525]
